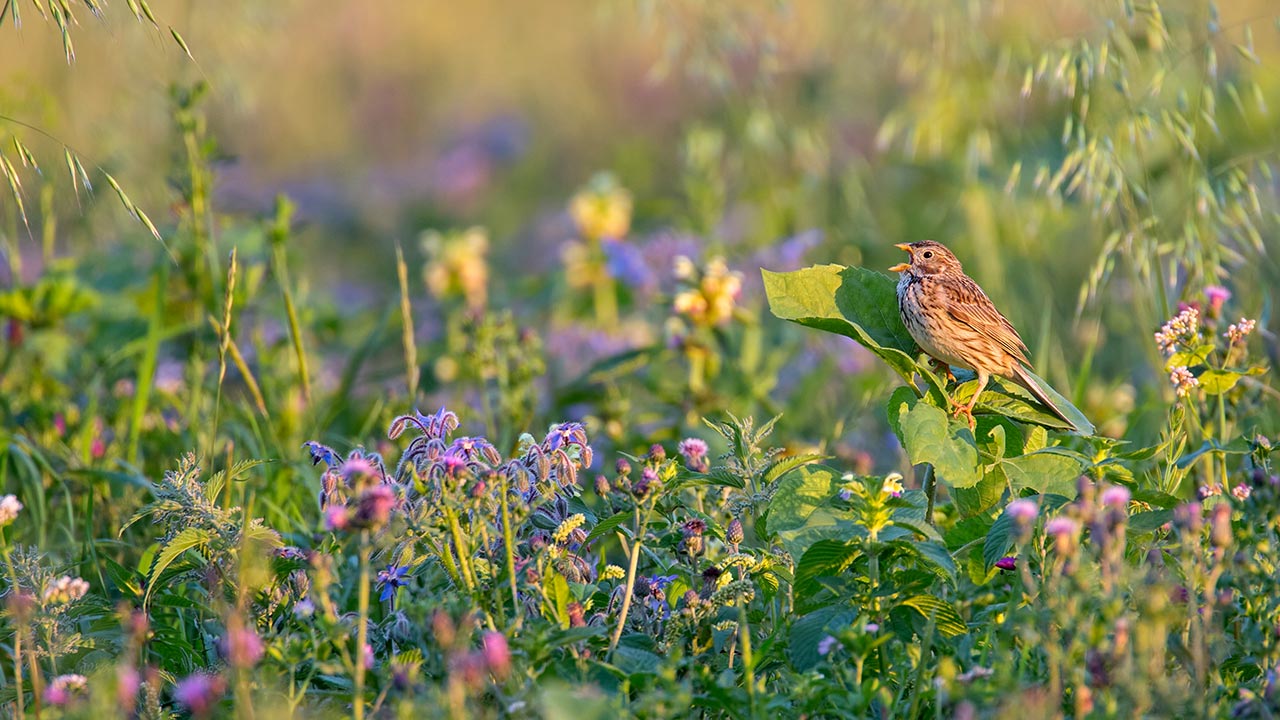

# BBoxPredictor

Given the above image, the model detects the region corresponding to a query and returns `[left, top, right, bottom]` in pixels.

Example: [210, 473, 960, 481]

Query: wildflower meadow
[1, 1, 1280, 718]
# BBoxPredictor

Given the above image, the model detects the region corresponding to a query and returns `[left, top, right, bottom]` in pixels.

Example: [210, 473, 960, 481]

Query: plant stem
[500, 477, 521, 630]
[922, 463, 937, 526]
[607, 536, 643, 656]
[353, 533, 371, 720]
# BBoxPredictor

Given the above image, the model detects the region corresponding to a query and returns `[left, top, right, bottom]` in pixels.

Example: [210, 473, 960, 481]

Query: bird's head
[889, 240, 962, 277]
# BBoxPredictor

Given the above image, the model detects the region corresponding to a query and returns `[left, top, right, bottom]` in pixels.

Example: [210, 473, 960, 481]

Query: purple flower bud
[594, 475, 611, 497]
[648, 444, 667, 463]
[1210, 503, 1232, 548]
[994, 556, 1017, 571]
[1007, 499, 1039, 524]
[615, 458, 632, 476]
[1173, 502, 1203, 534]
[352, 484, 397, 530]
[323, 504, 350, 532]
[727, 518, 744, 546]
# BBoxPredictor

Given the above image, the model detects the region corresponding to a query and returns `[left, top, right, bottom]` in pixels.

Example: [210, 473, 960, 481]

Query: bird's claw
[929, 358, 956, 384]
[950, 404, 976, 430]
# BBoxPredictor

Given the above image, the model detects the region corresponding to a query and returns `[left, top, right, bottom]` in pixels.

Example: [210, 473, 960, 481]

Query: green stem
[922, 464, 937, 526]
[353, 534, 371, 720]
[500, 478, 521, 630]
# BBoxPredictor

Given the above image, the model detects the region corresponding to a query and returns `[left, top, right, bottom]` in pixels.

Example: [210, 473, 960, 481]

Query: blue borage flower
[376, 565, 410, 603]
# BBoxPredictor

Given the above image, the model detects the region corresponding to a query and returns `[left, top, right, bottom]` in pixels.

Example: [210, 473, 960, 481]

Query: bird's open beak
[888, 243, 912, 273]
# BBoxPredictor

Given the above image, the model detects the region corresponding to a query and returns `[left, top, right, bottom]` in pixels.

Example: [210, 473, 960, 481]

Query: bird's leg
[927, 357, 956, 384]
[951, 371, 987, 430]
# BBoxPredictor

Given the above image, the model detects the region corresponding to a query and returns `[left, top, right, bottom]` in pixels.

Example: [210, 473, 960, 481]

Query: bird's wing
[940, 274, 1031, 365]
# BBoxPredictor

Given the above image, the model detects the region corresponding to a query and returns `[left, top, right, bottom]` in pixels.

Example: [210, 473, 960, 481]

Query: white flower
[0, 495, 22, 527]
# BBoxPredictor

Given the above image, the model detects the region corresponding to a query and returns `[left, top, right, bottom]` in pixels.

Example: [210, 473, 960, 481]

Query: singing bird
[890, 240, 1078, 430]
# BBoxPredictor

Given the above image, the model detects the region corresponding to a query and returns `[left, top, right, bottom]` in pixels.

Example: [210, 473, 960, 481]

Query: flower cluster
[1225, 317, 1256, 345]
[569, 172, 632, 241]
[43, 673, 88, 707]
[422, 226, 490, 310]
[672, 256, 743, 328]
[43, 575, 90, 605]
[1154, 306, 1200, 354]
[677, 437, 710, 473]
[1168, 365, 1199, 397]
[0, 494, 22, 526]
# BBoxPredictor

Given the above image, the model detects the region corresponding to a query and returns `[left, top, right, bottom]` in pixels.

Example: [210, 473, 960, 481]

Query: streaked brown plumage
[890, 240, 1073, 429]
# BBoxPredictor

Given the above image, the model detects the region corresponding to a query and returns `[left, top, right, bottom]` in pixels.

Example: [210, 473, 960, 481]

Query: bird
[889, 240, 1079, 431]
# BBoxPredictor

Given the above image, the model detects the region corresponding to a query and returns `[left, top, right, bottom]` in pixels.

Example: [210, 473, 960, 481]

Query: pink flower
[173, 673, 226, 717]
[1100, 485, 1131, 508]
[1006, 499, 1039, 524]
[220, 623, 264, 668]
[817, 635, 839, 656]
[863, 622, 880, 633]
[1204, 286, 1231, 314]
[1045, 517, 1080, 537]
[117, 664, 141, 712]
[323, 504, 350, 532]
[44, 674, 87, 706]
[352, 484, 397, 530]
[481, 631, 511, 679]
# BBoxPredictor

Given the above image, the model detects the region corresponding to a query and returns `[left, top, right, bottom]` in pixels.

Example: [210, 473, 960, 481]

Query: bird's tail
[1009, 364, 1088, 434]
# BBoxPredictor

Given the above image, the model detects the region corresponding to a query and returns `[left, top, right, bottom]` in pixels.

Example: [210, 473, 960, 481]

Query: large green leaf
[888, 393, 981, 488]
[768, 465, 862, 559]
[899, 595, 967, 637]
[763, 265, 947, 406]
[995, 448, 1088, 495]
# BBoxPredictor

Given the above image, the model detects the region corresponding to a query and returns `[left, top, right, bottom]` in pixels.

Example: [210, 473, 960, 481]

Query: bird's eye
[923, 251, 934, 259]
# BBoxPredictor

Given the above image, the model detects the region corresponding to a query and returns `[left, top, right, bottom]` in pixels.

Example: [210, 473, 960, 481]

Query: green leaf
[583, 512, 630, 546]
[1175, 437, 1253, 468]
[1166, 344, 1214, 370]
[793, 540, 861, 606]
[1129, 510, 1173, 533]
[899, 595, 967, 637]
[891, 395, 981, 488]
[996, 448, 1088, 495]
[952, 472, 1006, 519]
[911, 540, 958, 584]
[145, 527, 211, 606]
[611, 646, 665, 675]
[1198, 367, 1266, 395]
[763, 265, 948, 406]
[544, 571, 570, 627]
[788, 605, 857, 671]
[768, 465, 860, 559]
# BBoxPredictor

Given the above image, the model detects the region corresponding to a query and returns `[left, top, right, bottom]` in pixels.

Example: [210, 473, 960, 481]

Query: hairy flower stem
[608, 537, 643, 657]
[500, 477, 521, 631]
[922, 464, 937, 526]
[353, 534, 371, 720]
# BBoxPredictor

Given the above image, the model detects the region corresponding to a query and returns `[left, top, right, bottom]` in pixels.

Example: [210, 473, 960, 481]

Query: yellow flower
[881, 474, 904, 498]
[569, 173, 632, 240]
[422, 227, 490, 309]
[552, 513, 586, 545]
[672, 256, 742, 328]
[601, 564, 626, 581]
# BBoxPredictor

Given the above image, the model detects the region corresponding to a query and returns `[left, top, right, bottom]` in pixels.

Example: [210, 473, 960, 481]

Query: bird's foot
[929, 358, 956, 384]
[950, 403, 976, 430]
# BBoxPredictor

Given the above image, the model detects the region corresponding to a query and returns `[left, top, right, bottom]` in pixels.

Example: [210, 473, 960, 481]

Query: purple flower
[994, 556, 1017, 571]
[864, 623, 880, 633]
[352, 484, 397, 529]
[817, 634, 839, 656]
[678, 438, 709, 462]
[1006, 499, 1039, 524]
[43, 674, 87, 707]
[1204, 285, 1231, 314]
[173, 673, 226, 718]
[604, 239, 656, 291]
[323, 504, 350, 532]
[1045, 517, 1080, 537]
[1100, 485, 1131, 509]
[377, 565, 410, 603]
[220, 623, 264, 669]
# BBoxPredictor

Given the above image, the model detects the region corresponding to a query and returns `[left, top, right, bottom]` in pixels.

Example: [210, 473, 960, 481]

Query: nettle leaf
[145, 527, 211, 606]
[611, 646, 664, 676]
[583, 512, 630, 546]
[889, 393, 981, 488]
[789, 605, 858, 671]
[768, 465, 862, 559]
[908, 540, 958, 585]
[899, 595, 967, 637]
[794, 540, 861, 605]
[952, 472, 1006, 519]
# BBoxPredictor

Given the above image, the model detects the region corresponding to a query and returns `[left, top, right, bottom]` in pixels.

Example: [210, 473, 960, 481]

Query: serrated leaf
[891, 395, 981, 488]
[789, 605, 857, 671]
[794, 540, 861, 605]
[911, 540, 957, 584]
[1198, 367, 1266, 395]
[899, 595, 967, 637]
[145, 527, 211, 606]
[583, 512, 630, 546]
[768, 465, 860, 558]
[763, 453, 828, 485]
